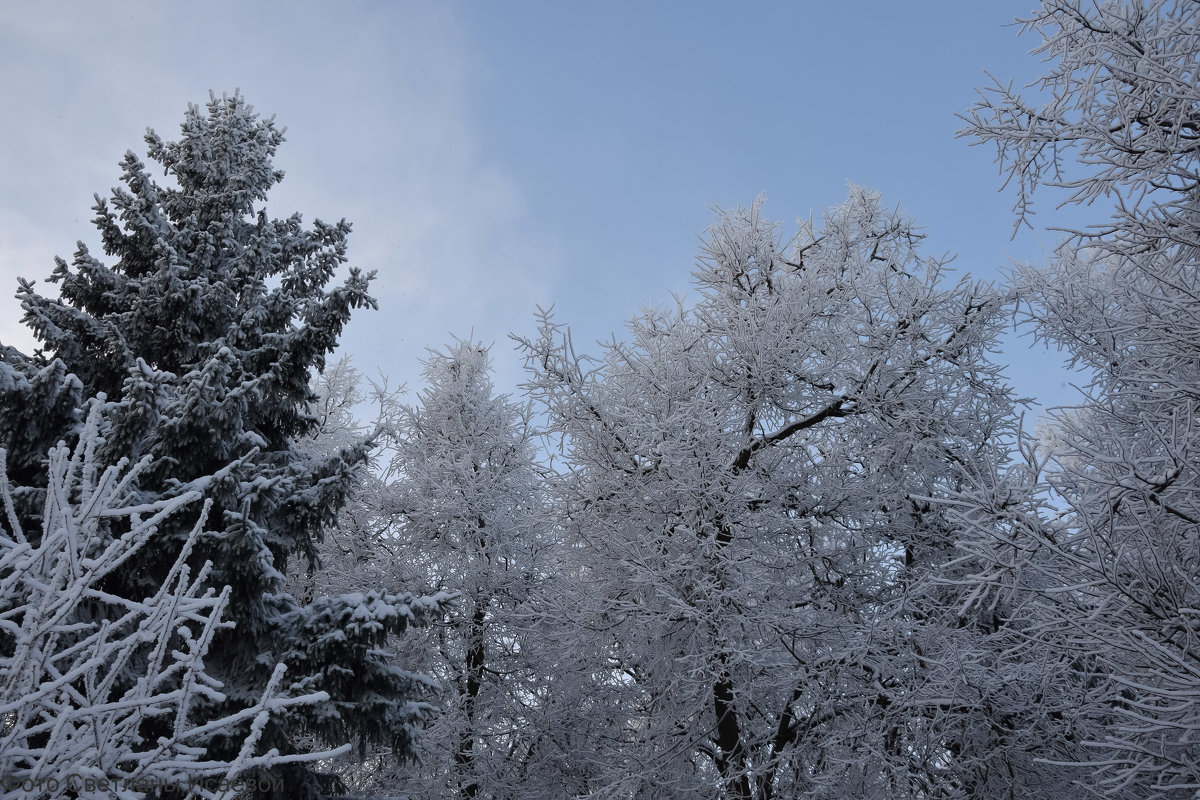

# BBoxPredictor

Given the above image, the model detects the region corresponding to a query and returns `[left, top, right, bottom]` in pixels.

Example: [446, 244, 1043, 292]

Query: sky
[0, 1, 1094, 423]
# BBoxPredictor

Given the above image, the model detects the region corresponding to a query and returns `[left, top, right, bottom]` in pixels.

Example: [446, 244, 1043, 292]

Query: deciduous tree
[520, 189, 1024, 799]
[383, 341, 552, 799]
[958, 2, 1200, 795]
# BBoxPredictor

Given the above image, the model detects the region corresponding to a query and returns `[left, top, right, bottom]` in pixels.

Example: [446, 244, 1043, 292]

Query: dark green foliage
[280, 591, 452, 757]
[0, 348, 83, 500]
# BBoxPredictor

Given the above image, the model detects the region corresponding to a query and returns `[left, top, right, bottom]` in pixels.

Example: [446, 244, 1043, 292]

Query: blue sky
[0, 1, 1090, 421]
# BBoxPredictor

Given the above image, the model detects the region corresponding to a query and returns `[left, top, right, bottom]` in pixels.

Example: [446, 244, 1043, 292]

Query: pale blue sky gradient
[1, 2, 1091, 421]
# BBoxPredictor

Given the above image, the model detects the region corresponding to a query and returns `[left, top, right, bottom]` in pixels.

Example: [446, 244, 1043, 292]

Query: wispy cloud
[0, 0, 561, 389]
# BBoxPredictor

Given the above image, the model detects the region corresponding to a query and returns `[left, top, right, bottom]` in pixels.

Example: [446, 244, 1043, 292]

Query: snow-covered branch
[0, 403, 346, 800]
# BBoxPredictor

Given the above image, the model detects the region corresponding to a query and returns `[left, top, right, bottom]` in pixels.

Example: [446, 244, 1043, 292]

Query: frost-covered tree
[379, 341, 553, 799]
[0, 402, 346, 800]
[0, 93, 450, 798]
[957, 1, 1200, 796]
[519, 189, 1027, 799]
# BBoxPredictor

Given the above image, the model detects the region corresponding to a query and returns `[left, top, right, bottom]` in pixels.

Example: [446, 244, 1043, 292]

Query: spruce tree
[0, 93, 448, 798]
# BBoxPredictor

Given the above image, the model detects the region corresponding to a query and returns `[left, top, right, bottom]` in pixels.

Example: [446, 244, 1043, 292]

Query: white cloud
[0, 0, 561, 389]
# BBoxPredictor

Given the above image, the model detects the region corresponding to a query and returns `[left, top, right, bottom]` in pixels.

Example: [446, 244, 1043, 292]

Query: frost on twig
[0, 403, 347, 799]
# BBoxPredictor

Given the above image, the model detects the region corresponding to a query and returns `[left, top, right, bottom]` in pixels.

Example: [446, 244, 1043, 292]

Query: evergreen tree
[0, 93, 450, 798]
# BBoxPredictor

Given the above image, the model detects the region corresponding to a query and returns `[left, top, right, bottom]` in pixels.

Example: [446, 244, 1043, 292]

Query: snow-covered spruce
[0, 93, 451, 798]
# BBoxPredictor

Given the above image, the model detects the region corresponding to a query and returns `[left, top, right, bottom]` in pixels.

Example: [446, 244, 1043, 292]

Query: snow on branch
[0, 403, 348, 800]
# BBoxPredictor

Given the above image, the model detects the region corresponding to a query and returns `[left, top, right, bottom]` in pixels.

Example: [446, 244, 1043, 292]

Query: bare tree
[958, 2, 1200, 796]
[519, 188, 1026, 799]
[382, 341, 553, 799]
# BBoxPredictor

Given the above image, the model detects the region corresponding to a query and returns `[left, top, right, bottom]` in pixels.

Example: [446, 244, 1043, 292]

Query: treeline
[1, 2, 1197, 799]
